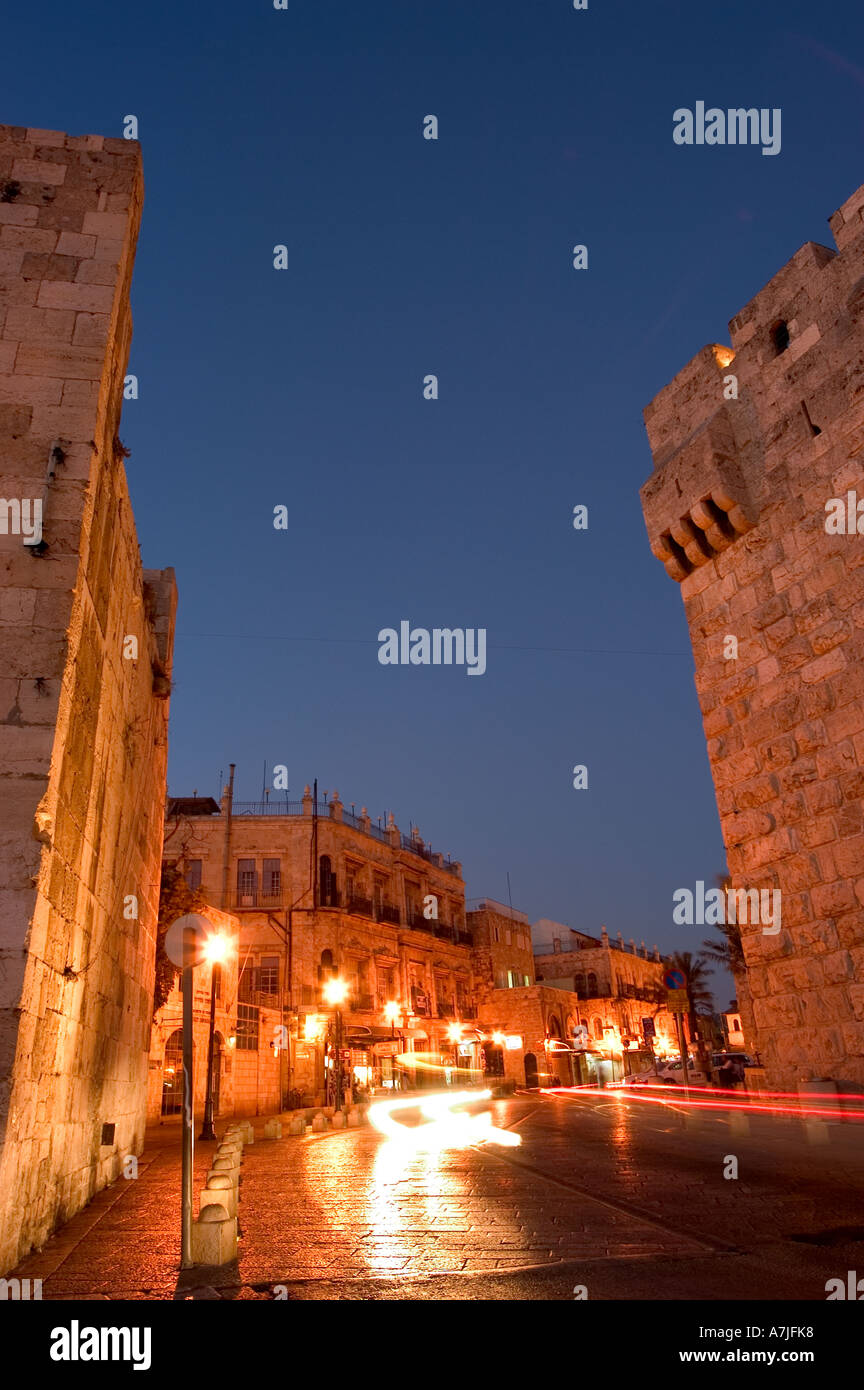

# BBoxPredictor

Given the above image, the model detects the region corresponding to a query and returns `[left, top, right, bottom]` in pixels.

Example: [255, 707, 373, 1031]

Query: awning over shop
[345, 1027, 402, 1045]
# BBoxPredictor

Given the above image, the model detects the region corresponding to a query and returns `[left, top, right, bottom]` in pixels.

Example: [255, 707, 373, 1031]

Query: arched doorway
[162, 1029, 185, 1116]
[317, 948, 334, 985]
[319, 856, 336, 907]
[524, 1052, 539, 1088]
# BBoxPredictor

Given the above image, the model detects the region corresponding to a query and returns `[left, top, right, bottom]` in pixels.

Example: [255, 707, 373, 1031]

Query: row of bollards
[189, 1108, 369, 1265]
[190, 1122, 250, 1265]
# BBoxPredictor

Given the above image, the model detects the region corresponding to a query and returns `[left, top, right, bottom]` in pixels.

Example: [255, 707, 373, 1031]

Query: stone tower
[0, 125, 176, 1271]
[641, 181, 864, 1089]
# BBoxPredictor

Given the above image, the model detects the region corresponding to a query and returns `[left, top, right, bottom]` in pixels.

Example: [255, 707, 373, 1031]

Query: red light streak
[541, 1084, 864, 1122]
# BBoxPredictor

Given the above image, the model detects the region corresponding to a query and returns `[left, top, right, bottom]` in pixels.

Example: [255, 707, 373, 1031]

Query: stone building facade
[469, 904, 686, 1087]
[162, 781, 478, 1103]
[532, 920, 682, 1060]
[641, 180, 864, 1087]
[0, 126, 176, 1273]
[147, 903, 282, 1123]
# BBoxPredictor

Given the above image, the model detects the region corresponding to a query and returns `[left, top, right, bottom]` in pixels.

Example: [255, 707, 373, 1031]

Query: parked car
[655, 1059, 710, 1085]
[613, 1070, 678, 1088]
[712, 1052, 758, 1068]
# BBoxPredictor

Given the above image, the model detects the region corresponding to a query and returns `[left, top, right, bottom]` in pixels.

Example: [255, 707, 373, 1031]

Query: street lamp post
[199, 934, 230, 1141]
[384, 1000, 401, 1091]
[323, 978, 348, 1112]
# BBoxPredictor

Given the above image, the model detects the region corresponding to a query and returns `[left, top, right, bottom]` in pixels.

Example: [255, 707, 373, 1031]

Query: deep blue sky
[7, 1, 864, 1001]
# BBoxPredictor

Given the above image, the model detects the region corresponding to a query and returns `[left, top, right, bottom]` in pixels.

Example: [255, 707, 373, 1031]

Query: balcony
[232, 889, 285, 911]
[400, 833, 461, 876]
[349, 993, 375, 1012]
[410, 989, 431, 1017]
[408, 912, 435, 934]
[346, 894, 373, 919]
[378, 903, 401, 926]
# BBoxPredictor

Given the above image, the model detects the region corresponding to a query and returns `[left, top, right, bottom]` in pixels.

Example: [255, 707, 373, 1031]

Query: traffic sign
[664, 968, 686, 990]
[667, 988, 689, 1013]
[641, 1017, 656, 1038]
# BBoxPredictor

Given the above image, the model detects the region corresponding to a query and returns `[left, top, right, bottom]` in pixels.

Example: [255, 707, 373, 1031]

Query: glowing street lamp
[199, 933, 232, 1141]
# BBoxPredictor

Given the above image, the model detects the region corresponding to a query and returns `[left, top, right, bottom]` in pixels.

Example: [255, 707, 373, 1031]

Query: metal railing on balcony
[346, 894, 374, 918]
[228, 800, 459, 871]
[349, 993, 375, 1012]
[232, 889, 285, 910]
[400, 834, 460, 875]
[408, 912, 435, 933]
[378, 903, 401, 926]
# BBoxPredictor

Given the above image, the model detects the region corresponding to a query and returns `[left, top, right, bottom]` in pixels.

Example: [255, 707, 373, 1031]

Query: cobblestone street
[12, 1090, 864, 1301]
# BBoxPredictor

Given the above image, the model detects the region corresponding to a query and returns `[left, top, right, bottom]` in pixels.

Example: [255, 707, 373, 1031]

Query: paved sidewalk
[10, 1119, 229, 1299]
[10, 1106, 706, 1299]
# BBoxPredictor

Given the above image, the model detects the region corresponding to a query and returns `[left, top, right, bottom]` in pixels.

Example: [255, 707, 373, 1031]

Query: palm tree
[701, 873, 745, 975]
[666, 950, 714, 1066]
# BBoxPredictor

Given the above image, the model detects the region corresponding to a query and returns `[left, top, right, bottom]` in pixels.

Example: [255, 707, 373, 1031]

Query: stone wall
[0, 125, 175, 1272]
[641, 180, 864, 1087]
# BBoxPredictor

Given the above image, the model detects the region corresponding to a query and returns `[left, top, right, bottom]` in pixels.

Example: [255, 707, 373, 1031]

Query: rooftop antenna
[506, 871, 514, 915]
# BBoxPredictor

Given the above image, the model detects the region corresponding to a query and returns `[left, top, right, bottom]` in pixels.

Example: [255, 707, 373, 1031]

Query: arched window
[317, 948, 335, 984]
[587, 972, 598, 995]
[771, 320, 790, 355]
[575, 973, 586, 996]
[547, 1014, 562, 1038]
[733, 1018, 740, 1032]
[319, 855, 336, 906]
[592, 1016, 603, 1040]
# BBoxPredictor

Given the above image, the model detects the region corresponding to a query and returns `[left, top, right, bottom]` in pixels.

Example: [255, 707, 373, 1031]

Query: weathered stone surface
[641, 181, 864, 1087]
[0, 124, 176, 1274]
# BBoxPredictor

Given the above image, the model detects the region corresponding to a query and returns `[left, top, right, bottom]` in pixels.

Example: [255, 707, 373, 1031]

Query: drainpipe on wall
[220, 763, 235, 911]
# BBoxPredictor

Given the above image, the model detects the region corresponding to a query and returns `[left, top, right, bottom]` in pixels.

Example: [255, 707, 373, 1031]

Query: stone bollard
[347, 1110, 361, 1128]
[264, 1118, 282, 1139]
[288, 1116, 306, 1136]
[190, 1203, 237, 1266]
[311, 1113, 329, 1133]
[206, 1167, 239, 1190]
[200, 1173, 237, 1220]
[331, 1111, 346, 1130]
[212, 1155, 240, 1179]
[241, 1121, 254, 1144]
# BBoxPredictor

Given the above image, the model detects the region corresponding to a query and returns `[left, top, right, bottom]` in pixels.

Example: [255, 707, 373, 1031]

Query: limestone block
[200, 1174, 237, 1220]
[190, 1204, 237, 1267]
[263, 1118, 282, 1139]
